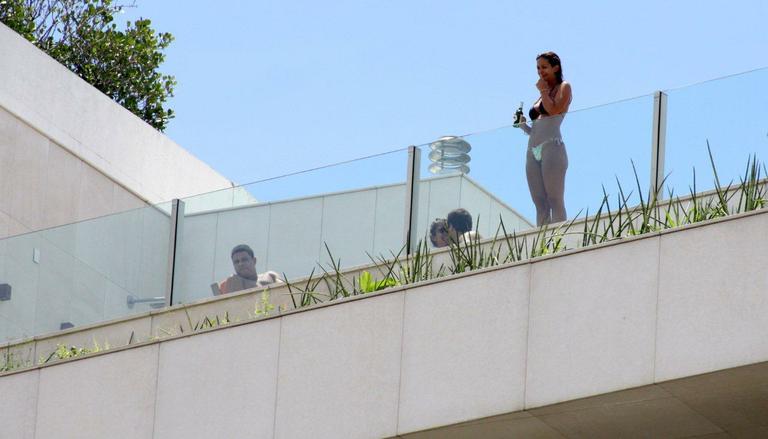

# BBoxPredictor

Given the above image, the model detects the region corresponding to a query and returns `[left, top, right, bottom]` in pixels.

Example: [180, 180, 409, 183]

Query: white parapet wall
[1, 207, 766, 438]
[0, 23, 234, 208]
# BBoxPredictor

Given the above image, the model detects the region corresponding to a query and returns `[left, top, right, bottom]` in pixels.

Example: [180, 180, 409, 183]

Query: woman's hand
[514, 115, 527, 128]
[536, 78, 549, 93]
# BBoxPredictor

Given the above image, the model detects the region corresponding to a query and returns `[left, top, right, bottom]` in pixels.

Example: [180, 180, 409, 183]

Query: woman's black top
[528, 101, 549, 120]
[529, 85, 560, 120]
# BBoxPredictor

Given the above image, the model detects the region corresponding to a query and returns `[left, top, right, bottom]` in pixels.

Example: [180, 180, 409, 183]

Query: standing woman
[516, 52, 572, 226]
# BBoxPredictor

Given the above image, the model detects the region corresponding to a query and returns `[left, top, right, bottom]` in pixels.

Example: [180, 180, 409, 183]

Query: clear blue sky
[123, 0, 767, 218]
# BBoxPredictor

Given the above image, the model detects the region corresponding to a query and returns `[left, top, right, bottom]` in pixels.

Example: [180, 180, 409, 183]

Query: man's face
[231, 251, 257, 279]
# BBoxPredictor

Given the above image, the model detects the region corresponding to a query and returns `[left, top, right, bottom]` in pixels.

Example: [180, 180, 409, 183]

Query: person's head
[536, 51, 563, 85]
[446, 208, 473, 240]
[429, 218, 450, 248]
[230, 244, 257, 280]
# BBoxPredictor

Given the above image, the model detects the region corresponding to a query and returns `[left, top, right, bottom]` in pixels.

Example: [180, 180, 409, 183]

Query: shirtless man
[214, 244, 281, 295]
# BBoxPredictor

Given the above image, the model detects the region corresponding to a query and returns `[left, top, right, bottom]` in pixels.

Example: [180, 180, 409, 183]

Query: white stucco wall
[0, 107, 150, 237]
[0, 23, 233, 208]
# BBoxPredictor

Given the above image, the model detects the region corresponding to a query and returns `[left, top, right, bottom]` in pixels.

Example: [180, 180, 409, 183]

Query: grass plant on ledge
[38, 337, 111, 366]
[1, 346, 33, 373]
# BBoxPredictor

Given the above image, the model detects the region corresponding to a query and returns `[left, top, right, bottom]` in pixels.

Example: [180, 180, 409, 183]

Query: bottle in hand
[513, 101, 524, 126]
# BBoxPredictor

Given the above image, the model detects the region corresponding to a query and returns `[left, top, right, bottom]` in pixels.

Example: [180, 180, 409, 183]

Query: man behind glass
[213, 244, 282, 295]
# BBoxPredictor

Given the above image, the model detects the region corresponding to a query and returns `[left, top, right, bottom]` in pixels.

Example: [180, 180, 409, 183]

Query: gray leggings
[526, 141, 568, 226]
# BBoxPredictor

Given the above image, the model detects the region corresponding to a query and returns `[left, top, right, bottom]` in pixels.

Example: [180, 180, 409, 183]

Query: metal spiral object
[428, 136, 471, 175]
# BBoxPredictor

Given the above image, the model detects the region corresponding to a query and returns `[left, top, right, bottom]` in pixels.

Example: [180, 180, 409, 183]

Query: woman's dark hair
[536, 51, 563, 84]
[446, 208, 473, 234]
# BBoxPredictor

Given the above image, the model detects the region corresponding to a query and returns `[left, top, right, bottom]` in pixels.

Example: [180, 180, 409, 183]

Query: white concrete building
[0, 22, 235, 239]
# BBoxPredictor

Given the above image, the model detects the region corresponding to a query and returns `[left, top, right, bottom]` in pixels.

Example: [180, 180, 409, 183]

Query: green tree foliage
[0, 0, 176, 131]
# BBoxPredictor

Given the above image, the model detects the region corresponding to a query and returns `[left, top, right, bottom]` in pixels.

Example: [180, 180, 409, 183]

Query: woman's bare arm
[516, 114, 531, 134]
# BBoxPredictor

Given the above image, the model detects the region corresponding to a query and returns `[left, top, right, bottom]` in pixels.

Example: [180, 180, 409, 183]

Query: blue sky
[123, 0, 768, 219]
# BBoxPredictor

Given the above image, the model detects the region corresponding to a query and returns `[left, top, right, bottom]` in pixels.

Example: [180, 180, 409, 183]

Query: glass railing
[170, 148, 410, 305]
[0, 202, 171, 342]
[664, 68, 768, 199]
[418, 94, 655, 241]
[563, 95, 654, 215]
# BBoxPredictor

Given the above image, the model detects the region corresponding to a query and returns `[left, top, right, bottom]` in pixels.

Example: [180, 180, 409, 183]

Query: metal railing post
[165, 199, 184, 307]
[404, 145, 421, 254]
[651, 90, 668, 201]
